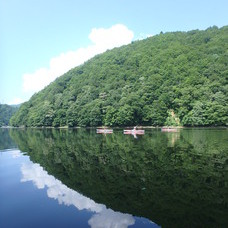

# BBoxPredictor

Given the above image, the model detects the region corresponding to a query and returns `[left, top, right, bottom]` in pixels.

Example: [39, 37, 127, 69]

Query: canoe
[124, 129, 145, 135]
[161, 128, 178, 132]
[96, 129, 113, 134]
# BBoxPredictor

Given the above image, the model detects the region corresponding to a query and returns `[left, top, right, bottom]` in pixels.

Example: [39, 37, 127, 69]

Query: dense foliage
[0, 104, 18, 126]
[10, 26, 228, 127]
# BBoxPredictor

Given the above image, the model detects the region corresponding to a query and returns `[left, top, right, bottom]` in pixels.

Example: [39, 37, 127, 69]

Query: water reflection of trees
[0, 128, 17, 150]
[10, 128, 228, 228]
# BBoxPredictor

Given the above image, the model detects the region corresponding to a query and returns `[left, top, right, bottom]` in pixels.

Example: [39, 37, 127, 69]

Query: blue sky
[0, 0, 227, 104]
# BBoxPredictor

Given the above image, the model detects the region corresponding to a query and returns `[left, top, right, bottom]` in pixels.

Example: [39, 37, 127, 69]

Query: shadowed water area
[0, 128, 227, 227]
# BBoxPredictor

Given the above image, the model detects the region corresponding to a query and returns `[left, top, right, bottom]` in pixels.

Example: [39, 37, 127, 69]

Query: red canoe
[124, 129, 145, 135]
[161, 128, 178, 132]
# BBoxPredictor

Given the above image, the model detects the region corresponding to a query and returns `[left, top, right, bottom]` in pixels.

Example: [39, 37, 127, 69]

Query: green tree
[10, 26, 228, 127]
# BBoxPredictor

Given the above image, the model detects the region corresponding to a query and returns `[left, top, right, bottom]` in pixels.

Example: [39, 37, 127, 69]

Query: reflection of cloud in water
[88, 208, 134, 228]
[20, 161, 135, 227]
[10, 150, 22, 158]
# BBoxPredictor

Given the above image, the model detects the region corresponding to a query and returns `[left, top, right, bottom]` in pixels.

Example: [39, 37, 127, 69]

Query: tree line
[10, 26, 228, 127]
[0, 104, 18, 127]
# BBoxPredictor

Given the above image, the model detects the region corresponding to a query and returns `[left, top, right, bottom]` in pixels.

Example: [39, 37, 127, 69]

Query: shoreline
[1, 126, 227, 130]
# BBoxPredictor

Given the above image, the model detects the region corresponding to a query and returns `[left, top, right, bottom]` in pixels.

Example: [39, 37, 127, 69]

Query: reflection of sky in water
[13, 150, 159, 228]
[11, 149, 23, 158]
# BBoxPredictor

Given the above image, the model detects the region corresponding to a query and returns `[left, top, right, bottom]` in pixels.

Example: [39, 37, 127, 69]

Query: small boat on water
[161, 127, 178, 132]
[124, 127, 145, 135]
[124, 129, 145, 134]
[96, 129, 113, 134]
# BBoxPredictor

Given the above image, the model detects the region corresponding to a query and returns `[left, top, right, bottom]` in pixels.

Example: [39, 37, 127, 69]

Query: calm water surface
[0, 128, 227, 228]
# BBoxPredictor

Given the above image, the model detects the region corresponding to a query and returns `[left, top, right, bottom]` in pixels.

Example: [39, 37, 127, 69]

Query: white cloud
[22, 24, 134, 94]
[89, 24, 134, 49]
[8, 97, 24, 105]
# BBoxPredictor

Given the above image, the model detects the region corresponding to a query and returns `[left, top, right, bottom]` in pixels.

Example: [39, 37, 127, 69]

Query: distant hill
[10, 26, 228, 127]
[10, 104, 21, 108]
[0, 104, 19, 127]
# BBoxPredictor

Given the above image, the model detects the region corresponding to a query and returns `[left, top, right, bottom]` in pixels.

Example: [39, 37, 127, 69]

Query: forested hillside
[0, 104, 19, 127]
[10, 26, 228, 127]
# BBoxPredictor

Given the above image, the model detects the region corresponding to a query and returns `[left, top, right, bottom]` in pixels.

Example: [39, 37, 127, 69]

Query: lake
[0, 128, 227, 228]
